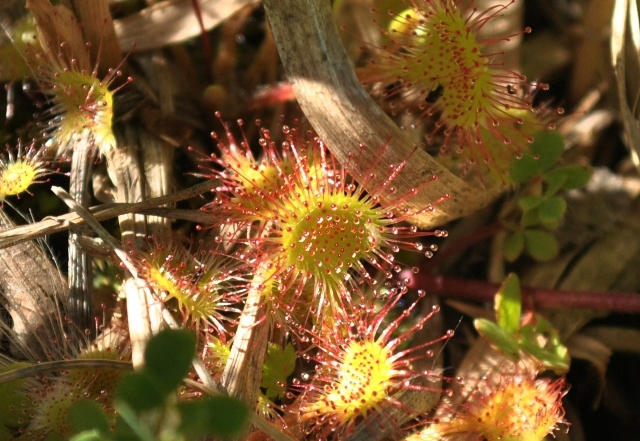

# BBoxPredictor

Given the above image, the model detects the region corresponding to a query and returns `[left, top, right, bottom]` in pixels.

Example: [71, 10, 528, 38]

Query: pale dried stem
[68, 136, 94, 332]
[0, 180, 217, 250]
[221, 263, 271, 417]
[262, 0, 505, 229]
[106, 125, 168, 369]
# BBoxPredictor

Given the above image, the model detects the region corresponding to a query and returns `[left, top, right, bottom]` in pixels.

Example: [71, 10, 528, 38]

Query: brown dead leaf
[26, 0, 90, 71]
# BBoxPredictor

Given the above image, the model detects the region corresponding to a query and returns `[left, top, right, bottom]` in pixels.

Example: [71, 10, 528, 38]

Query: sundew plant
[5, 0, 637, 439]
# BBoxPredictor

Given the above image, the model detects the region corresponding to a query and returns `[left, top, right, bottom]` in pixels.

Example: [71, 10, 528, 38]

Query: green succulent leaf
[519, 318, 570, 374]
[503, 231, 525, 262]
[474, 318, 520, 360]
[495, 273, 522, 334]
[523, 229, 559, 261]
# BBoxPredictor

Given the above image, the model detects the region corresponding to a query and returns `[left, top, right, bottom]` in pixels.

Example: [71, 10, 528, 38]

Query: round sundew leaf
[503, 231, 525, 262]
[538, 197, 567, 223]
[523, 229, 559, 262]
[115, 372, 164, 411]
[528, 130, 565, 171]
[388, 8, 423, 36]
[68, 400, 111, 435]
[495, 273, 522, 334]
[511, 151, 540, 183]
[144, 329, 196, 395]
[474, 318, 520, 360]
[0, 362, 30, 428]
[518, 196, 545, 211]
[0, 425, 11, 440]
[546, 164, 593, 190]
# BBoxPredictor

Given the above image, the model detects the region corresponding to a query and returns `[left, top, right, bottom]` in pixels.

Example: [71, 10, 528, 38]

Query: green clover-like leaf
[503, 231, 525, 262]
[523, 229, 559, 261]
[538, 196, 567, 224]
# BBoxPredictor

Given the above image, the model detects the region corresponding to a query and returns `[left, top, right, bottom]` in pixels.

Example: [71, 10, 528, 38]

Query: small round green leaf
[202, 395, 249, 438]
[518, 196, 545, 211]
[524, 229, 559, 261]
[116, 372, 165, 411]
[546, 164, 593, 190]
[543, 171, 567, 197]
[68, 400, 111, 434]
[511, 152, 540, 183]
[538, 197, 567, 223]
[529, 130, 565, 171]
[503, 231, 525, 262]
[474, 318, 520, 360]
[521, 207, 542, 228]
[144, 329, 196, 394]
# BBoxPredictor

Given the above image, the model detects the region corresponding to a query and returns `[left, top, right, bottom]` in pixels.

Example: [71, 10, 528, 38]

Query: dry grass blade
[0, 180, 216, 250]
[611, 0, 640, 168]
[0, 210, 69, 361]
[70, 0, 122, 74]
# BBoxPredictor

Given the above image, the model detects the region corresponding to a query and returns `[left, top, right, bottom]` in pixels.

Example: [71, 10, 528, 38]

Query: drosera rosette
[0, 140, 49, 200]
[200, 113, 295, 231]
[292, 283, 453, 440]
[24, 0, 132, 156]
[358, 0, 546, 176]
[406, 368, 568, 441]
[198, 116, 447, 325]
[4, 314, 131, 441]
[131, 235, 246, 338]
[19, 341, 131, 440]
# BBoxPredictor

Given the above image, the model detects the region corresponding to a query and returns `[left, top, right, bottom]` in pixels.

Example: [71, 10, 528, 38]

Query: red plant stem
[405, 272, 640, 314]
[190, 0, 214, 81]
